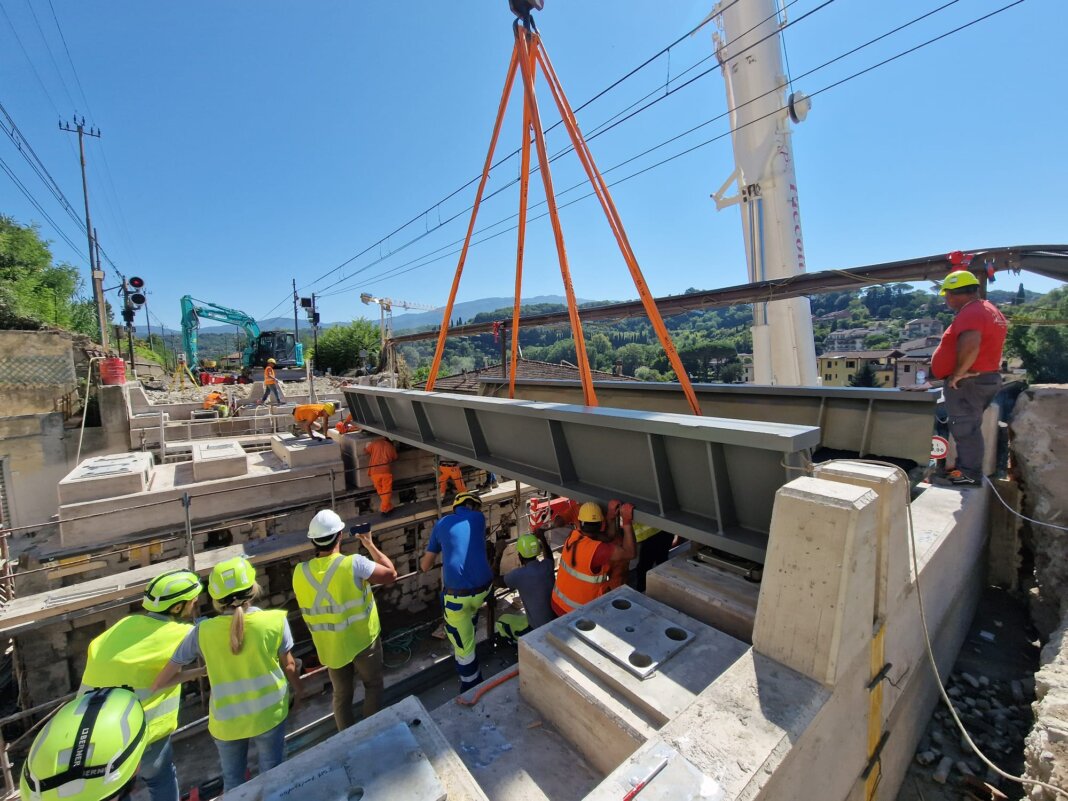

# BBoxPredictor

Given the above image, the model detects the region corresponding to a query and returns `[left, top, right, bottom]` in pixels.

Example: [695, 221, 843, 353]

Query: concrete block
[813, 460, 909, 626]
[518, 586, 747, 776]
[431, 670, 603, 801]
[753, 476, 878, 687]
[225, 696, 487, 801]
[584, 740, 722, 801]
[190, 408, 219, 421]
[645, 555, 758, 643]
[57, 452, 154, 505]
[270, 433, 342, 469]
[191, 440, 248, 481]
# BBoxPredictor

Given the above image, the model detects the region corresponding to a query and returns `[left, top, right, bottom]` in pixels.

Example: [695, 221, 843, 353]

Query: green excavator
[180, 295, 304, 373]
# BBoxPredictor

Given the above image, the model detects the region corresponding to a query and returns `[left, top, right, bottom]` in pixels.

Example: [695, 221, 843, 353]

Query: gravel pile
[914, 670, 1034, 796]
[140, 375, 350, 405]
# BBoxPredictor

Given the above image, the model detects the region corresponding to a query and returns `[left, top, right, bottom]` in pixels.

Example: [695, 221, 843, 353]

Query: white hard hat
[308, 509, 345, 543]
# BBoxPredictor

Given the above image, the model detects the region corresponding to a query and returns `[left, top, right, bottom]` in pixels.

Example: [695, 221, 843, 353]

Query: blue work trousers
[213, 721, 286, 792]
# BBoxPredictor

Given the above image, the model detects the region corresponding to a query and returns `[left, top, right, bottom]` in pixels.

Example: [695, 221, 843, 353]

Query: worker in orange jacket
[203, 390, 230, 417]
[551, 500, 635, 616]
[438, 460, 467, 501]
[336, 414, 360, 434]
[293, 402, 335, 439]
[259, 358, 283, 405]
[365, 437, 398, 516]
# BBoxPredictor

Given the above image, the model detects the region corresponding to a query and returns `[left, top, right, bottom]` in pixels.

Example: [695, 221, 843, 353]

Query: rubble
[140, 375, 350, 405]
[1010, 385, 1068, 634]
[1023, 616, 1068, 800]
[912, 670, 1036, 794]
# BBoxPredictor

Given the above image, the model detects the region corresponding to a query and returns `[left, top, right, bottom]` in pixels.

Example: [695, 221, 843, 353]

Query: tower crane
[360, 293, 437, 386]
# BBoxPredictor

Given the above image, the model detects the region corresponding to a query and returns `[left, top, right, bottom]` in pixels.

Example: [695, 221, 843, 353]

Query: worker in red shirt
[365, 437, 398, 516]
[929, 271, 1007, 486]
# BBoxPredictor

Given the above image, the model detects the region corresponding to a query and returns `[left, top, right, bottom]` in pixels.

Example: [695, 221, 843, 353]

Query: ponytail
[229, 605, 246, 655]
[210, 582, 261, 655]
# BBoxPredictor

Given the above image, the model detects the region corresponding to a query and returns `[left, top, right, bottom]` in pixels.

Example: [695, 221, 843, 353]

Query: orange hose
[509, 44, 536, 399]
[515, 27, 598, 407]
[455, 667, 519, 707]
[426, 44, 520, 393]
[535, 42, 702, 416]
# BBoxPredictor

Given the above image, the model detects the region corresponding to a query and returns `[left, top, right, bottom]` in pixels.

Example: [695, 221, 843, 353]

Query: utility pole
[710, 1, 817, 386]
[60, 117, 108, 350]
[292, 278, 300, 349]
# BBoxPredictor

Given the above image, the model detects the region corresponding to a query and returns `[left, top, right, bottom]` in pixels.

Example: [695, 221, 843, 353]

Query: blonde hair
[211, 582, 262, 654]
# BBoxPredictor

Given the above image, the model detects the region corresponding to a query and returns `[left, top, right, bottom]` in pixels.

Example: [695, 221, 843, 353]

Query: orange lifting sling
[425, 10, 702, 417]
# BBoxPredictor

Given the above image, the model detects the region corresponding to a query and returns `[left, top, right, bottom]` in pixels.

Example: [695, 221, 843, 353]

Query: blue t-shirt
[427, 507, 493, 590]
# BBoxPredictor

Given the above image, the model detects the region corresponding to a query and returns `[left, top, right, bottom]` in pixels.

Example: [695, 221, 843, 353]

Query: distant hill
[389, 295, 598, 333]
[134, 295, 599, 337]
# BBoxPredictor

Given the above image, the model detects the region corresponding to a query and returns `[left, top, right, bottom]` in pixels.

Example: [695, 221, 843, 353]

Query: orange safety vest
[552, 530, 611, 614]
[203, 391, 226, 410]
[264, 365, 277, 385]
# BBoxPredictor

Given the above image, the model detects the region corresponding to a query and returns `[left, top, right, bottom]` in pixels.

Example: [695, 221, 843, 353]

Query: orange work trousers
[369, 468, 393, 513]
[438, 465, 466, 497]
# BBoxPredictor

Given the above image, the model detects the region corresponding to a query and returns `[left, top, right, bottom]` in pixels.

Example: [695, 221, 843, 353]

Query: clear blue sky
[2, 0, 1065, 333]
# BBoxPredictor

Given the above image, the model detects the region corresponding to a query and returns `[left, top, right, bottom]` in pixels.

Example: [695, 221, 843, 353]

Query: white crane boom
[711, 0, 818, 386]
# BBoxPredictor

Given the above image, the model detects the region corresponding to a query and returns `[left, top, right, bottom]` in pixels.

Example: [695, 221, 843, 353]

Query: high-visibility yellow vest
[198, 610, 289, 741]
[632, 523, 662, 544]
[293, 554, 380, 670]
[80, 614, 192, 745]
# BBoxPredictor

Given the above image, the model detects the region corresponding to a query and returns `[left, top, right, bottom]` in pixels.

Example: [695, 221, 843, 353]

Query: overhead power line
[260, 5, 750, 319]
[263, 0, 830, 319]
[314, 0, 1027, 300]
[0, 154, 87, 259]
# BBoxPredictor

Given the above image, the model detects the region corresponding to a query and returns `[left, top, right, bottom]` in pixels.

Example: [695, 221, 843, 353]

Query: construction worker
[259, 358, 282, 405]
[551, 500, 636, 617]
[495, 531, 555, 644]
[294, 510, 397, 731]
[292, 401, 335, 439]
[78, 570, 203, 801]
[930, 270, 1008, 486]
[20, 687, 148, 801]
[420, 491, 493, 692]
[152, 557, 302, 793]
[203, 390, 230, 418]
[631, 524, 675, 593]
[365, 436, 398, 516]
[336, 413, 360, 434]
[438, 459, 467, 501]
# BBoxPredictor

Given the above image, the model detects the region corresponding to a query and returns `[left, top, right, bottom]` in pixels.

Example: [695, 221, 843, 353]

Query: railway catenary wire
[259, 0, 789, 317]
[312, 0, 1025, 300]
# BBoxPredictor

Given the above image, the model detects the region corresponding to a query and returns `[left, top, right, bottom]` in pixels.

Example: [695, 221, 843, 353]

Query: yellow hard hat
[578, 502, 604, 524]
[267, 358, 276, 364]
[453, 491, 483, 509]
[939, 270, 980, 295]
[324, 402, 336, 416]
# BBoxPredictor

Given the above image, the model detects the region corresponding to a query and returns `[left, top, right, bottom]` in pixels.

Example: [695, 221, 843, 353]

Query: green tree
[311, 319, 380, 374]
[849, 361, 878, 387]
[719, 362, 744, 383]
[0, 215, 100, 335]
[1006, 288, 1068, 382]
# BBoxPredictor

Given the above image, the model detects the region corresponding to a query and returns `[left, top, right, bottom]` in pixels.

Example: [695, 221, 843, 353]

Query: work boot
[933, 469, 978, 487]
